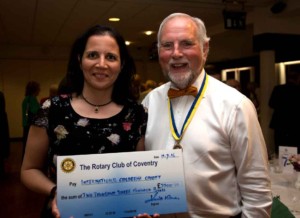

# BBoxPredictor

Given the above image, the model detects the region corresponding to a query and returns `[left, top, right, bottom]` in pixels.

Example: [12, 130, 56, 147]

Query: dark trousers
[274, 129, 299, 155]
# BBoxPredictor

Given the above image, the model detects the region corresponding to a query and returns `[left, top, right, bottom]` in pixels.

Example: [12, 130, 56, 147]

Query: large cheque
[57, 150, 187, 218]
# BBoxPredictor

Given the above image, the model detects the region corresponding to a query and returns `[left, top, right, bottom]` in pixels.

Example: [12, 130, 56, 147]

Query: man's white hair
[157, 12, 210, 52]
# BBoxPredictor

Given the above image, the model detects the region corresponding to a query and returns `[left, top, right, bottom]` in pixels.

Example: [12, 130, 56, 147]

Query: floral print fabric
[34, 94, 148, 182]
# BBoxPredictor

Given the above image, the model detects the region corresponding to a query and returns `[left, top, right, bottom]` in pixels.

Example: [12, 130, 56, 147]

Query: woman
[21, 81, 40, 159]
[20, 25, 148, 217]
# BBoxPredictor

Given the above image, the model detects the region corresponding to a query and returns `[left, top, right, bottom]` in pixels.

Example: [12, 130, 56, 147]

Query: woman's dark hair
[25, 81, 40, 96]
[57, 76, 72, 95]
[66, 25, 136, 104]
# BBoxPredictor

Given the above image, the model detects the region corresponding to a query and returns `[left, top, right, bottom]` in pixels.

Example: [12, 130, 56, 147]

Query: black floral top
[34, 94, 148, 182]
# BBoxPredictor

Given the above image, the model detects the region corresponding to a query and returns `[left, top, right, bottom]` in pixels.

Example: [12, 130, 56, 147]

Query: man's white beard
[168, 70, 195, 90]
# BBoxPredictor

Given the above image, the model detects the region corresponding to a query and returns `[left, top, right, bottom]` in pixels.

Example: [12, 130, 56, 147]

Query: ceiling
[0, 0, 299, 62]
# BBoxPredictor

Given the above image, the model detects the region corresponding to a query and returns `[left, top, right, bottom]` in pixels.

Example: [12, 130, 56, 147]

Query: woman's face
[80, 34, 121, 92]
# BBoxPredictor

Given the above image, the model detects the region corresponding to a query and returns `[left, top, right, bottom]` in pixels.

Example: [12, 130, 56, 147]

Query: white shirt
[142, 71, 272, 218]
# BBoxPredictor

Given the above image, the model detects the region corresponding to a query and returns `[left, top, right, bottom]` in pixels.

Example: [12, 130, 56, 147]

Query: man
[142, 13, 272, 218]
[225, 79, 241, 92]
[269, 68, 300, 155]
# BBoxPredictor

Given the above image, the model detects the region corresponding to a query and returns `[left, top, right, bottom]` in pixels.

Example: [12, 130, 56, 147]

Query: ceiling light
[109, 17, 120, 22]
[144, 31, 154, 36]
[125, 41, 131, 46]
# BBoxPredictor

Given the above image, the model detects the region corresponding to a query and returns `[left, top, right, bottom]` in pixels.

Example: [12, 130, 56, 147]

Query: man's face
[158, 16, 208, 89]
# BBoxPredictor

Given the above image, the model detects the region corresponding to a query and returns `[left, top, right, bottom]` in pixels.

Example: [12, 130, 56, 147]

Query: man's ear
[203, 42, 209, 58]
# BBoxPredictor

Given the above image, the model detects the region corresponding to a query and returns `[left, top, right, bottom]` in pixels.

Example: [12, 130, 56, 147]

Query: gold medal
[173, 143, 182, 149]
[168, 73, 208, 151]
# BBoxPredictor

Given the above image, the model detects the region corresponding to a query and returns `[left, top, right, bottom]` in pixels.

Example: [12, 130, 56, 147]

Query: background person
[142, 13, 272, 218]
[0, 91, 10, 178]
[132, 73, 143, 101]
[20, 25, 148, 218]
[139, 79, 158, 103]
[40, 84, 58, 105]
[269, 67, 300, 155]
[225, 79, 242, 92]
[21, 81, 40, 159]
[205, 64, 222, 81]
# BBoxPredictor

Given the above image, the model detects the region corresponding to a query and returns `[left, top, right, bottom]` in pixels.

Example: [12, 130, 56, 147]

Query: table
[270, 168, 300, 218]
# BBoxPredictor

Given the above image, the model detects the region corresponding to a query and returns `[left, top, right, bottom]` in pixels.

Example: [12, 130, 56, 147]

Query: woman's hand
[134, 213, 160, 218]
[51, 195, 61, 218]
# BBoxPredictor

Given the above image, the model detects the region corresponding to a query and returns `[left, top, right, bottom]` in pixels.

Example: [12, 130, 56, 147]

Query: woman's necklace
[81, 94, 112, 113]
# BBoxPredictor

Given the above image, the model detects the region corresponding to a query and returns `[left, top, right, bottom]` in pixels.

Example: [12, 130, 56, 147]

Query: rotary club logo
[61, 158, 76, 173]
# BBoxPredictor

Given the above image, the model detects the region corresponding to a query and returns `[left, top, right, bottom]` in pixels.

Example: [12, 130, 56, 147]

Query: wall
[2, 3, 300, 145]
[0, 46, 163, 138]
[0, 59, 67, 138]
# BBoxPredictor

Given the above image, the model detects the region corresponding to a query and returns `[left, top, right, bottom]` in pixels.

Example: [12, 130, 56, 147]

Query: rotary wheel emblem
[61, 158, 76, 173]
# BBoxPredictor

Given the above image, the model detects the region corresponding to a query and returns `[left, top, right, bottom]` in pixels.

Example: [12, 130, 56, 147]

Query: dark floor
[0, 141, 45, 217]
